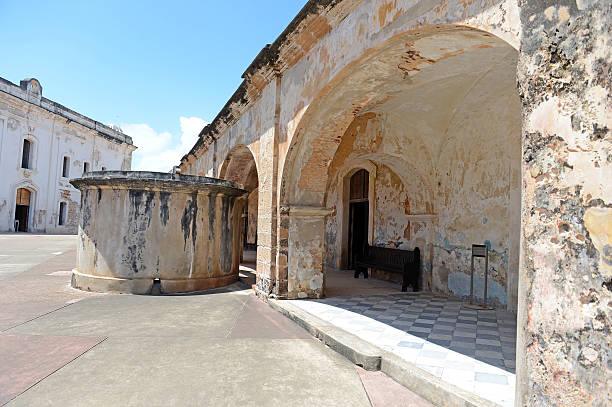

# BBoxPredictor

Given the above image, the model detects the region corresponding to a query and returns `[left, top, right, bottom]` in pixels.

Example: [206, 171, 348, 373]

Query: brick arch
[218, 144, 260, 263]
[218, 144, 258, 190]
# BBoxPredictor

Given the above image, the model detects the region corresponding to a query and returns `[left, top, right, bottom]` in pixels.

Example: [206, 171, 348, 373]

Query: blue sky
[0, 1, 306, 171]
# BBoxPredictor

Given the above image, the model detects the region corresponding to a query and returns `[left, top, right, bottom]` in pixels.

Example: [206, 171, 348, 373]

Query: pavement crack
[3, 336, 108, 406]
[1, 302, 76, 333]
[225, 295, 251, 338]
[355, 367, 375, 407]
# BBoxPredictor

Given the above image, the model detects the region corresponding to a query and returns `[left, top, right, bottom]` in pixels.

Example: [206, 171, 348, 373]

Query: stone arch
[324, 154, 437, 289]
[278, 24, 521, 306]
[10, 181, 39, 232]
[218, 144, 258, 187]
[280, 25, 517, 207]
[218, 144, 259, 261]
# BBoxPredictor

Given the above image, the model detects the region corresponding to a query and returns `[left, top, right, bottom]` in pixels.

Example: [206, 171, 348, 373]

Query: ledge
[0, 77, 134, 146]
[69, 171, 247, 196]
[268, 299, 382, 371]
[281, 205, 334, 217]
[268, 299, 502, 407]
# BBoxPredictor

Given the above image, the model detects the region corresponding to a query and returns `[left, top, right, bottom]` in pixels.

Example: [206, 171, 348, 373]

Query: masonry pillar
[284, 206, 333, 299]
[255, 76, 281, 298]
[516, 1, 610, 405]
[255, 146, 278, 297]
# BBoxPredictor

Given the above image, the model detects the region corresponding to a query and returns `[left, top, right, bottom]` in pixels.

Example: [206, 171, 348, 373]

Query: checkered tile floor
[290, 291, 518, 406]
[317, 293, 517, 373]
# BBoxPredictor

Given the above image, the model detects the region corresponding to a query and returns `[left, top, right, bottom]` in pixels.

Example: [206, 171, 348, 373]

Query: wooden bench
[354, 245, 420, 292]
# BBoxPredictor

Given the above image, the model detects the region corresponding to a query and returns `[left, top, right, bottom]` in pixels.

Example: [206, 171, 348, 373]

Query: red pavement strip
[0, 334, 105, 406]
[355, 366, 435, 407]
[228, 297, 312, 339]
[0, 250, 95, 331]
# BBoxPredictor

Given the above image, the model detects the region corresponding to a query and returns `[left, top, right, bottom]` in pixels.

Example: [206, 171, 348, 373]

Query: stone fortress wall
[177, 1, 610, 405]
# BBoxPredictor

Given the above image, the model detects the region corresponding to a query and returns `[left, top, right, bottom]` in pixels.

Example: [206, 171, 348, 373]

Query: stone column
[255, 76, 281, 298]
[516, 1, 610, 405]
[285, 205, 333, 299]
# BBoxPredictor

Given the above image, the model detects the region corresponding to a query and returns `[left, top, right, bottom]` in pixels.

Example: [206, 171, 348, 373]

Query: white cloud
[120, 117, 207, 172]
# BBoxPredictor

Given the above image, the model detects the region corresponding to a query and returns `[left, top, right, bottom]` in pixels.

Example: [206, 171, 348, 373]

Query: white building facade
[0, 77, 136, 234]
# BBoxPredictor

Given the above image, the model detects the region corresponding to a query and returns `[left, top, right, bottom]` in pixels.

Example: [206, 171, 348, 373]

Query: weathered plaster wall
[277, 0, 520, 186]
[180, 0, 523, 300]
[372, 165, 432, 263]
[516, 1, 611, 405]
[175, 0, 610, 403]
[311, 37, 521, 308]
[433, 57, 522, 308]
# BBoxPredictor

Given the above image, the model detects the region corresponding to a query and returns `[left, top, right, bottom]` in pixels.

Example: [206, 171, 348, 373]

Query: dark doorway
[15, 188, 31, 232]
[348, 169, 369, 269]
[15, 206, 29, 232]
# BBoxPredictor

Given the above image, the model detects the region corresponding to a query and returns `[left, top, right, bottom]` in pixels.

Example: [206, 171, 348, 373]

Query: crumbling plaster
[180, 0, 524, 299]
[515, 1, 611, 405]
[178, 1, 609, 401]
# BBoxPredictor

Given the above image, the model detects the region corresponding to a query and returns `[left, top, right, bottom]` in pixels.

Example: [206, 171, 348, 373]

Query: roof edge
[181, 0, 349, 166]
[0, 76, 134, 146]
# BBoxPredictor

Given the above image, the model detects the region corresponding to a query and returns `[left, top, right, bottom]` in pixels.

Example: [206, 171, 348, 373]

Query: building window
[83, 162, 90, 174]
[62, 156, 70, 177]
[58, 202, 66, 225]
[21, 139, 31, 169]
[101, 166, 107, 171]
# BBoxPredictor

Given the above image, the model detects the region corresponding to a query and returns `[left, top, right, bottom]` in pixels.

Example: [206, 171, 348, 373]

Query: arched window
[83, 162, 90, 174]
[21, 139, 32, 169]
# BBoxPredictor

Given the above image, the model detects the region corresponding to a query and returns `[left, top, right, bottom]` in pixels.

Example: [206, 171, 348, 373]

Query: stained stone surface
[70, 171, 247, 294]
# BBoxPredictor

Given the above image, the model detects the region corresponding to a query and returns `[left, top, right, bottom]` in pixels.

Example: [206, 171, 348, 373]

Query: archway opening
[15, 188, 31, 232]
[279, 26, 521, 376]
[219, 145, 259, 284]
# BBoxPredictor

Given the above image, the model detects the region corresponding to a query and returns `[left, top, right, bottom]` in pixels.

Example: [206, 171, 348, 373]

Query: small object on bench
[354, 245, 420, 292]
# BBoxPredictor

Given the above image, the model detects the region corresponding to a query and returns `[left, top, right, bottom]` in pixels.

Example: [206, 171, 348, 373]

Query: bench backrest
[364, 245, 420, 266]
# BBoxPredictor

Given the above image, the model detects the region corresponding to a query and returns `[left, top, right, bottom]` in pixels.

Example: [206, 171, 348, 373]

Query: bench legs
[401, 270, 410, 292]
[401, 268, 419, 292]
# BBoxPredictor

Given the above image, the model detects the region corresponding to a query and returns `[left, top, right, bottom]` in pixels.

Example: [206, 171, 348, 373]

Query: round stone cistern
[70, 171, 247, 294]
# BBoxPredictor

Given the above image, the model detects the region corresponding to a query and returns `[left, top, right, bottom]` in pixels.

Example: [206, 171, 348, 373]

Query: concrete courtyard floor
[0, 234, 432, 407]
